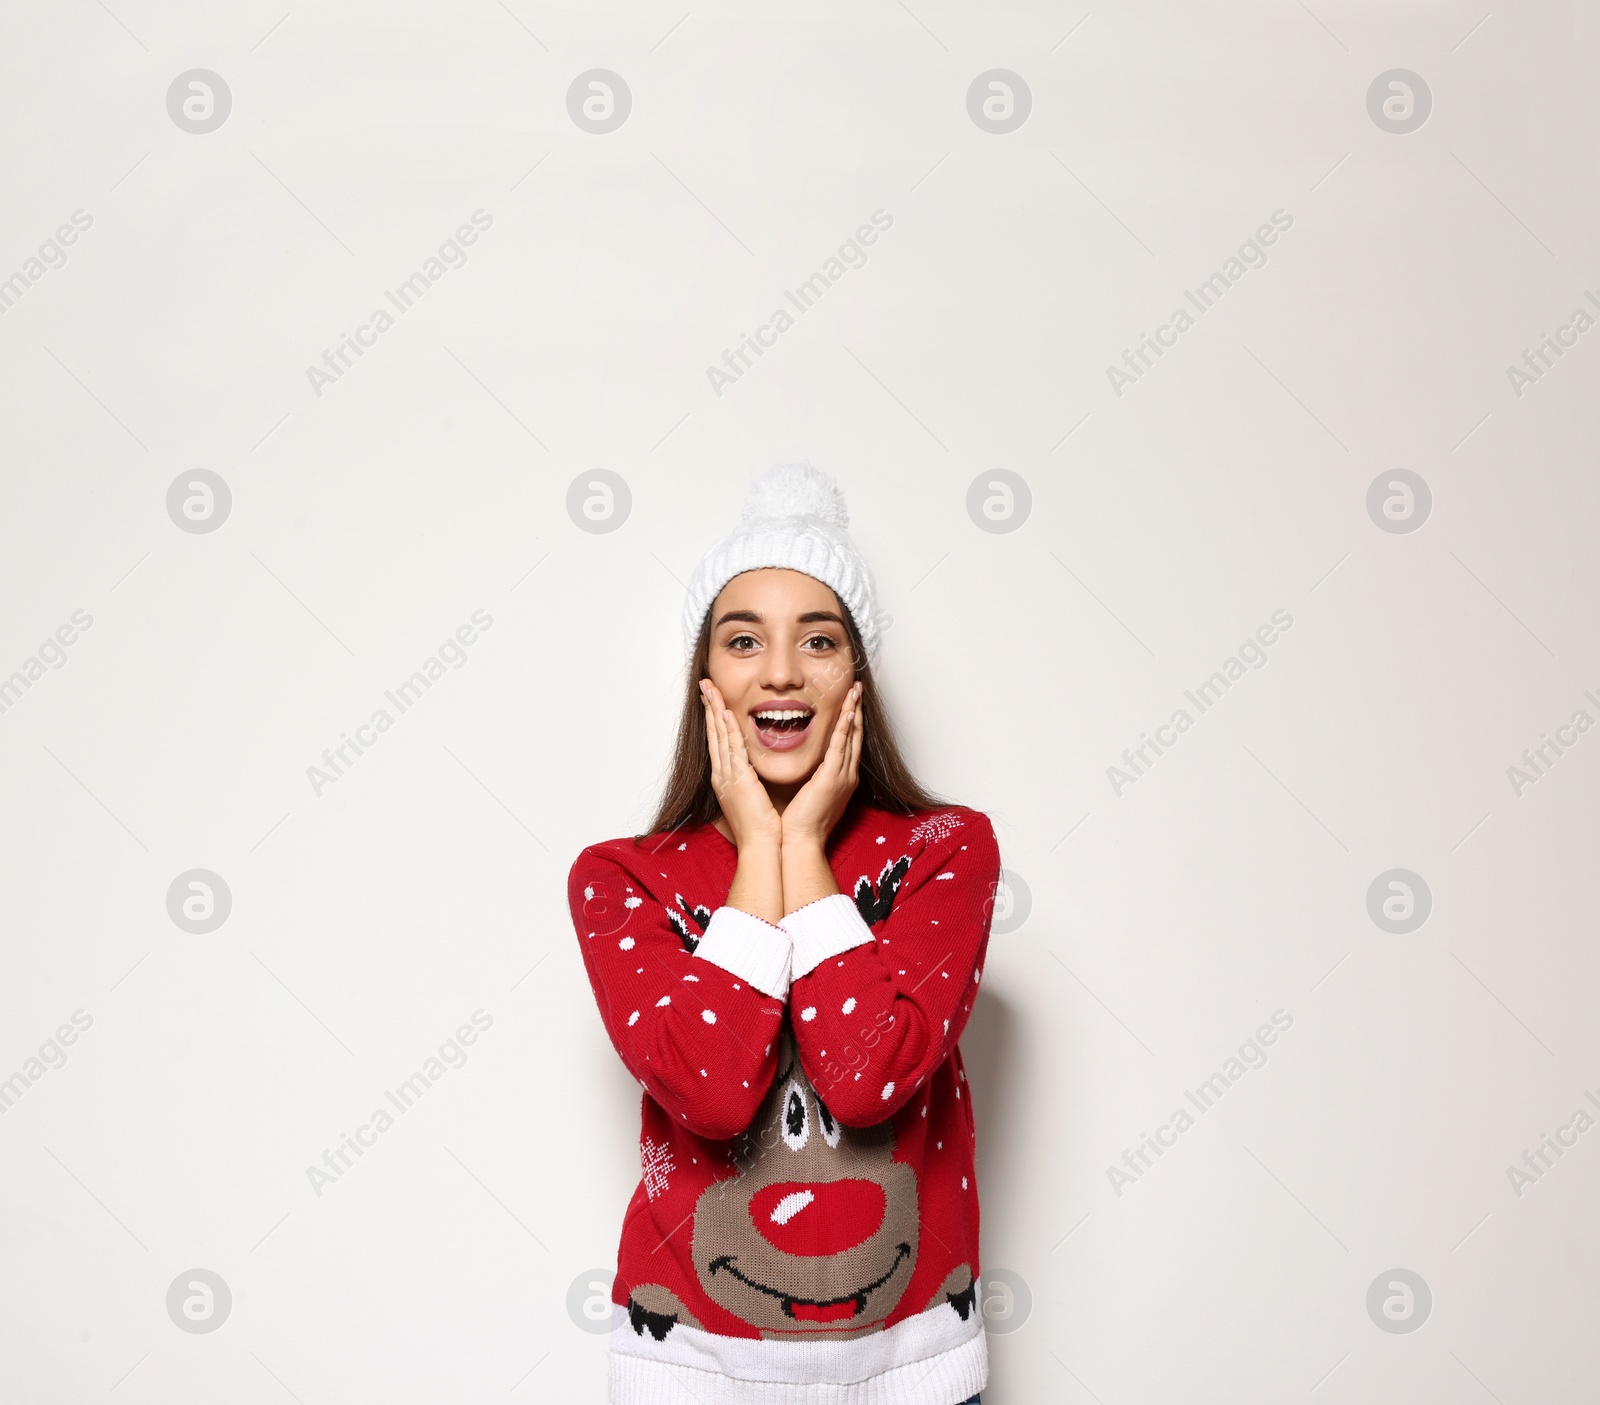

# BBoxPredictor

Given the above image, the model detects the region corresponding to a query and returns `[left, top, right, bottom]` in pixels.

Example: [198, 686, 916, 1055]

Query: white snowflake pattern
[641, 1136, 675, 1200]
[910, 812, 964, 846]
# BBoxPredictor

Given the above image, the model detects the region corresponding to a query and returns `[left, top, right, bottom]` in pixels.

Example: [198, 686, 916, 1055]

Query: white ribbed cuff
[781, 894, 876, 979]
[693, 906, 793, 998]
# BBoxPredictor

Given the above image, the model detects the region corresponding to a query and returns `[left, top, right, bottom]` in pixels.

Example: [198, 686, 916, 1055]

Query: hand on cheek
[701, 679, 782, 849]
[780, 681, 863, 850]
[774, 682, 861, 916]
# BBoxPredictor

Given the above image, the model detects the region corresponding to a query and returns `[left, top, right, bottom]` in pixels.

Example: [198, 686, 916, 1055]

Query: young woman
[568, 463, 999, 1405]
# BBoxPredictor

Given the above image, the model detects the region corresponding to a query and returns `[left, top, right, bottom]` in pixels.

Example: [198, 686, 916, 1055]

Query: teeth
[754, 709, 810, 722]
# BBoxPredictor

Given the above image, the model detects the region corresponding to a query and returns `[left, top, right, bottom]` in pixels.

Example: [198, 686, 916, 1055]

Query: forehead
[711, 567, 841, 619]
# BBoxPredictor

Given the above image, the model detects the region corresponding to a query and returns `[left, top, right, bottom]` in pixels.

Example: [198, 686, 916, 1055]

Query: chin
[752, 749, 820, 785]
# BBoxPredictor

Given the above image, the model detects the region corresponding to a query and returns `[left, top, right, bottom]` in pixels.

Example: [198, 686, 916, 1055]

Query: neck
[765, 779, 802, 812]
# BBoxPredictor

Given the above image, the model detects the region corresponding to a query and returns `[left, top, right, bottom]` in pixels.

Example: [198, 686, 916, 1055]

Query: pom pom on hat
[683, 460, 881, 667]
[741, 462, 849, 528]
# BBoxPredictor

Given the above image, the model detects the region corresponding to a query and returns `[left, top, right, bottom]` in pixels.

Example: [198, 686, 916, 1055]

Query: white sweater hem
[608, 1309, 985, 1405]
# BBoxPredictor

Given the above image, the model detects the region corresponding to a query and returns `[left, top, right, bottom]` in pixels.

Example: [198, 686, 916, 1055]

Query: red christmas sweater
[568, 802, 1000, 1405]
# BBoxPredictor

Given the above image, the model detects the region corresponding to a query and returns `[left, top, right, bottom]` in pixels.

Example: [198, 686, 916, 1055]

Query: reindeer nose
[749, 1180, 887, 1257]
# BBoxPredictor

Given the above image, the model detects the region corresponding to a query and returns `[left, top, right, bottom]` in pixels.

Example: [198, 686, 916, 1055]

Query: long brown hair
[640, 600, 949, 841]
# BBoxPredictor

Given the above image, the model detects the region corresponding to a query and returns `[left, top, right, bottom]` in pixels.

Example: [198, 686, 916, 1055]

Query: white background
[2, 1, 1598, 1400]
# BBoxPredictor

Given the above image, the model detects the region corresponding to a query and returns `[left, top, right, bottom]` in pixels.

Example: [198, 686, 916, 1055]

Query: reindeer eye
[815, 1096, 842, 1148]
[781, 1081, 809, 1150]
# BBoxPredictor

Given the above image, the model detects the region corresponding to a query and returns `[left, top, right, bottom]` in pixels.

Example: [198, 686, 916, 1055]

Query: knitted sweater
[568, 801, 1000, 1405]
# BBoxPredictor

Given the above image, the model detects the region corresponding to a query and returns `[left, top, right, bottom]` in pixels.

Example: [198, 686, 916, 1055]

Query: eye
[801, 634, 837, 652]
[725, 633, 759, 653]
[781, 1080, 809, 1150]
[815, 1096, 842, 1147]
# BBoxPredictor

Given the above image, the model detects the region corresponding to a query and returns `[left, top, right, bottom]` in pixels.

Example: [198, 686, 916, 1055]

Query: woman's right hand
[702, 679, 782, 850]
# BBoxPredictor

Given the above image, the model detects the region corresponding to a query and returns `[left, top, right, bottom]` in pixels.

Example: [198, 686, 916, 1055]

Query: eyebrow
[712, 609, 846, 629]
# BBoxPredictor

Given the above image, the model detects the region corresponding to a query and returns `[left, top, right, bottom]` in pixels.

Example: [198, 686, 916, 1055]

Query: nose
[758, 642, 807, 693]
[748, 1180, 886, 1257]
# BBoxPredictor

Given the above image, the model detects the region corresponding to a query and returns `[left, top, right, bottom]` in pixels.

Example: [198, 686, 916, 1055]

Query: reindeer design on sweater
[625, 1026, 975, 1342]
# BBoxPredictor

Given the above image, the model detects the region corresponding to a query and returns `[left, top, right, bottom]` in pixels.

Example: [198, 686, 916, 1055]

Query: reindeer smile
[706, 1242, 913, 1324]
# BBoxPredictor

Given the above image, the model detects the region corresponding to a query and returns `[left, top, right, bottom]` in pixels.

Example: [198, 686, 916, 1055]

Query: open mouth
[750, 705, 814, 752]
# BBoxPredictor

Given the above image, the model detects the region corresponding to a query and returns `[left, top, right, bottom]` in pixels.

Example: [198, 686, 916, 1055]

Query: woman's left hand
[781, 682, 863, 850]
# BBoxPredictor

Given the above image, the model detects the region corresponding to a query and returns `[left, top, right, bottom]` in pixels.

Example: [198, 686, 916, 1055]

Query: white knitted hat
[682, 462, 882, 667]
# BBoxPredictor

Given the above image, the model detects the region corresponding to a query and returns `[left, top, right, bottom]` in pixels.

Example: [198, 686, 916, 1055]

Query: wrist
[780, 837, 839, 914]
[729, 839, 784, 925]
[732, 820, 784, 852]
[779, 822, 829, 853]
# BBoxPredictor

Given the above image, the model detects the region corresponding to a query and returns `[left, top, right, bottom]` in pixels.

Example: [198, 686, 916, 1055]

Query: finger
[704, 685, 731, 790]
[831, 683, 859, 771]
[823, 694, 853, 776]
[707, 683, 736, 780]
[701, 690, 724, 789]
[715, 703, 733, 785]
[846, 688, 863, 783]
[725, 708, 749, 777]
